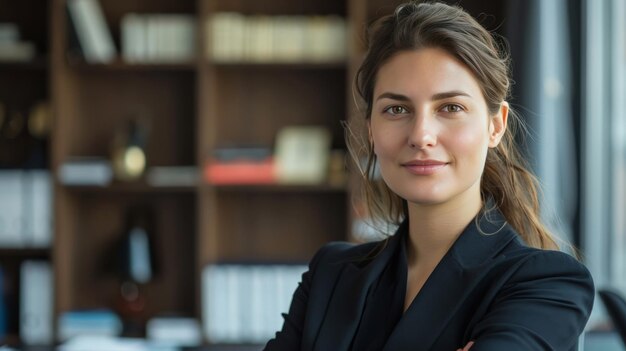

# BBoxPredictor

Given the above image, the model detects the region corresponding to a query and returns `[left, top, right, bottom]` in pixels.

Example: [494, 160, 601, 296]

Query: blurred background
[0, 0, 624, 350]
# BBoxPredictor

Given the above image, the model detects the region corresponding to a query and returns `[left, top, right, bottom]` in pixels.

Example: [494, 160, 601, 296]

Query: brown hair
[349, 1, 559, 250]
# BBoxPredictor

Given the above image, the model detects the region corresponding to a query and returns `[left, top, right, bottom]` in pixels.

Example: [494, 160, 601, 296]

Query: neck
[405, 187, 483, 267]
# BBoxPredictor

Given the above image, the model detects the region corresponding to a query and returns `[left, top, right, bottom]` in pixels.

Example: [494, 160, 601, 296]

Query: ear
[488, 101, 508, 148]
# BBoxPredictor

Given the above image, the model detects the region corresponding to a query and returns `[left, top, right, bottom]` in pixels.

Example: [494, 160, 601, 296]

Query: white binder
[20, 260, 53, 345]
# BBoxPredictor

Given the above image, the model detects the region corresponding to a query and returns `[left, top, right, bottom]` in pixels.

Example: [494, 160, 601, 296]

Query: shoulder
[502, 246, 594, 290]
[487, 243, 595, 320]
[468, 246, 596, 348]
[499, 240, 593, 285]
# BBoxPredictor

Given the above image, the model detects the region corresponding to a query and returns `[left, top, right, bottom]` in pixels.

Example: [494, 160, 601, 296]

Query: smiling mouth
[401, 160, 448, 175]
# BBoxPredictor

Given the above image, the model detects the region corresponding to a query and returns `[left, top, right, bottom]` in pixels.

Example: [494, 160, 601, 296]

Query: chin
[404, 195, 450, 207]
[393, 188, 451, 206]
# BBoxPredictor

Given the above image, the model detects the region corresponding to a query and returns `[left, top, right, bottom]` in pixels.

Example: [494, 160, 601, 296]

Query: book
[202, 264, 307, 343]
[272, 16, 305, 62]
[0, 42, 35, 62]
[205, 148, 275, 185]
[305, 16, 347, 62]
[204, 158, 275, 185]
[0, 23, 19, 43]
[146, 317, 201, 347]
[22, 170, 53, 248]
[245, 16, 274, 62]
[67, 0, 116, 63]
[0, 266, 6, 339]
[212, 147, 272, 162]
[207, 12, 246, 62]
[58, 157, 113, 186]
[0, 170, 53, 248]
[20, 260, 53, 345]
[0, 171, 24, 247]
[274, 126, 332, 184]
[58, 335, 147, 351]
[146, 166, 198, 187]
[122, 14, 196, 64]
[206, 14, 347, 63]
[159, 15, 195, 63]
[31, 170, 53, 247]
[121, 14, 146, 63]
[57, 310, 122, 341]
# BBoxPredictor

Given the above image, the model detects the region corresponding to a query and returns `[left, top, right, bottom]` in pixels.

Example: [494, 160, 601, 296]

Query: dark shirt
[350, 230, 408, 350]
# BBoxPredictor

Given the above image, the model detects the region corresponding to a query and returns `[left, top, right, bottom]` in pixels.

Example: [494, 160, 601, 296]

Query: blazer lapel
[383, 210, 517, 351]
[313, 222, 407, 351]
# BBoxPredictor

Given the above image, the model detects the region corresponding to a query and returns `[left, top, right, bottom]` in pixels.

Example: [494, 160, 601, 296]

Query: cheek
[371, 122, 400, 157]
[449, 125, 490, 159]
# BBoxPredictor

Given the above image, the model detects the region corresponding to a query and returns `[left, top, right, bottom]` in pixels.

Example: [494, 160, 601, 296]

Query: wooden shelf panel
[210, 0, 347, 16]
[66, 57, 197, 72]
[209, 183, 347, 193]
[0, 248, 50, 259]
[0, 64, 48, 106]
[0, 58, 49, 71]
[211, 61, 347, 70]
[366, 0, 406, 21]
[63, 182, 198, 195]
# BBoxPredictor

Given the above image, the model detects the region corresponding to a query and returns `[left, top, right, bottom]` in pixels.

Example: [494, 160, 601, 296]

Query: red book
[204, 158, 276, 185]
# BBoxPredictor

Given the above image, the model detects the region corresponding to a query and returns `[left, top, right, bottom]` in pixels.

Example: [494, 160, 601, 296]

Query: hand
[456, 341, 474, 351]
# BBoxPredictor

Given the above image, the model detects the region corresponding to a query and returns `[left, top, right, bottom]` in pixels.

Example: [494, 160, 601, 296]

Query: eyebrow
[375, 90, 472, 102]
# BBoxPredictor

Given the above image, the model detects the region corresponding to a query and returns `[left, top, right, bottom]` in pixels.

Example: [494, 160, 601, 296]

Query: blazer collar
[312, 221, 406, 351]
[383, 209, 518, 351]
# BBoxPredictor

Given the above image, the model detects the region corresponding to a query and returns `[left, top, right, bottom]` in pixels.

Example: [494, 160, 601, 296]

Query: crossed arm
[458, 251, 594, 350]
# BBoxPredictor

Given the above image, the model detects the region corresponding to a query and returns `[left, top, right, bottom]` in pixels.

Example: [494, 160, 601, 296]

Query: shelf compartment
[68, 195, 196, 316]
[210, 68, 347, 148]
[59, 72, 196, 166]
[207, 191, 348, 262]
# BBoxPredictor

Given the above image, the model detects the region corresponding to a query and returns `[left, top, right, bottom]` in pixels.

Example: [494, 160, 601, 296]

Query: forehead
[374, 48, 484, 99]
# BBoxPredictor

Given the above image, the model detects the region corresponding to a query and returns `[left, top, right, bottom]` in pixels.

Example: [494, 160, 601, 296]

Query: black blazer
[265, 213, 595, 351]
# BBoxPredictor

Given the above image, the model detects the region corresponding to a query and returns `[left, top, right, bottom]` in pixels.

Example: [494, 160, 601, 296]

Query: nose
[408, 114, 437, 149]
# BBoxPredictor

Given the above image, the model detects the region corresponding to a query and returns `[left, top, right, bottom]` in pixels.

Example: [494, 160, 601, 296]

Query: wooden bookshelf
[0, 0, 52, 345]
[0, 0, 508, 346]
[51, 0, 199, 336]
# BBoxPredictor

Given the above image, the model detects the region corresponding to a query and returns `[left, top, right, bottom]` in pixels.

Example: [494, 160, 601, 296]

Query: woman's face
[370, 48, 507, 208]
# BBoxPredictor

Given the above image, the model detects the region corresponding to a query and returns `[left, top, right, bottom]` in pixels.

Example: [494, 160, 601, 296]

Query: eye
[440, 104, 465, 113]
[383, 105, 409, 116]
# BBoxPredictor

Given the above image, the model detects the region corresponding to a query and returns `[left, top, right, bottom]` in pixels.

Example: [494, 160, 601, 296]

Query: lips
[401, 159, 448, 175]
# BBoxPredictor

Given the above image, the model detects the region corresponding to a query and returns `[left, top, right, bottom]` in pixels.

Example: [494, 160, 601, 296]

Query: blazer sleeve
[469, 250, 595, 351]
[264, 242, 342, 350]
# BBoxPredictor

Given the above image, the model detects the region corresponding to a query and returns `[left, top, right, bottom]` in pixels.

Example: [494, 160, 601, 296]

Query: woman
[265, 1, 594, 350]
